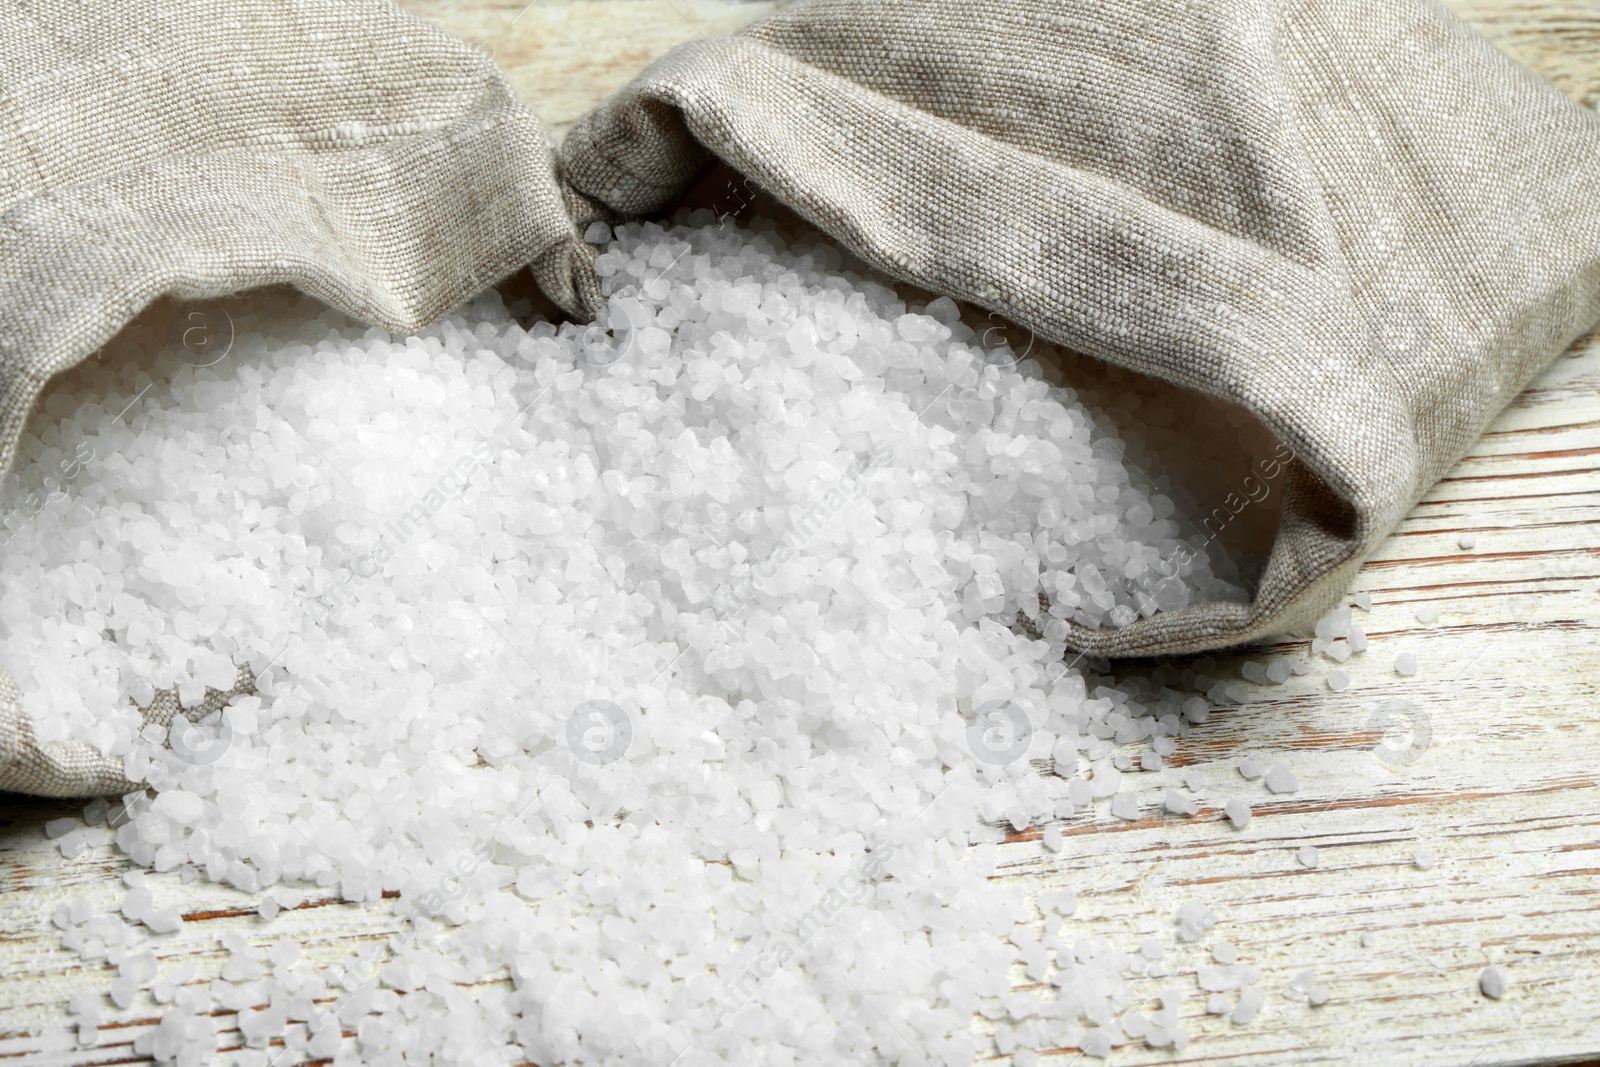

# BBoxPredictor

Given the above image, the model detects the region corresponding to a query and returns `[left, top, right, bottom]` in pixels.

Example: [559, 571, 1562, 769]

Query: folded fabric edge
[0, 103, 588, 479]
[0, 670, 136, 797]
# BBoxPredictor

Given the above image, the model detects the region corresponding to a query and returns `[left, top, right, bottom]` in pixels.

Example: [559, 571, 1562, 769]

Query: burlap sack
[561, 0, 1600, 657]
[0, 0, 599, 794]
[3, 0, 1598, 794]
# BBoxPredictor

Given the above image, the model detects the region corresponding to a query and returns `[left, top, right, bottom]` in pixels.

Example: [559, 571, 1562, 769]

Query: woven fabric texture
[3, 0, 1599, 795]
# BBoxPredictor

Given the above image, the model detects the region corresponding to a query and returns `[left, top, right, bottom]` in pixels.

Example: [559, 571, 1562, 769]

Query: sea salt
[1395, 652, 1418, 676]
[1163, 789, 1199, 816]
[1264, 765, 1298, 794]
[3, 218, 1260, 1066]
[1224, 798, 1253, 829]
[1479, 964, 1508, 999]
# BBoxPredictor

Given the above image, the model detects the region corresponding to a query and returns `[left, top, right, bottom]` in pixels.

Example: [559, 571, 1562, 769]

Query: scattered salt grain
[1354, 592, 1373, 611]
[1348, 625, 1368, 653]
[1237, 758, 1264, 780]
[1163, 789, 1199, 816]
[1315, 607, 1351, 641]
[1415, 604, 1442, 623]
[1479, 964, 1508, 999]
[144, 907, 183, 934]
[1298, 845, 1320, 868]
[1212, 941, 1237, 965]
[1413, 846, 1437, 870]
[1265, 659, 1292, 684]
[4, 218, 1262, 1064]
[1290, 971, 1330, 1005]
[1042, 826, 1064, 853]
[1264, 765, 1298, 794]
[1459, 535, 1477, 550]
[1361, 932, 1378, 948]
[1395, 652, 1418, 676]
[1224, 798, 1253, 829]
[1327, 670, 1350, 692]
[1175, 902, 1217, 942]
[1232, 987, 1266, 1024]
[1183, 769, 1205, 791]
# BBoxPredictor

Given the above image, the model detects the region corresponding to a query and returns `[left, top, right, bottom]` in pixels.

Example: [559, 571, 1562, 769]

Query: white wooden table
[3, 1, 1598, 1064]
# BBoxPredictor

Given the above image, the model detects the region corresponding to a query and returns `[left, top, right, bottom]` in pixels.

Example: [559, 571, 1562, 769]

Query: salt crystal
[1415, 604, 1442, 623]
[1183, 769, 1205, 791]
[1479, 964, 1508, 999]
[1231, 987, 1265, 1024]
[1163, 789, 1198, 816]
[1237, 758, 1264, 780]
[1297, 845, 1320, 868]
[1175, 902, 1217, 942]
[1361, 932, 1377, 948]
[1224, 798, 1253, 829]
[1459, 535, 1477, 550]
[1395, 652, 1418, 676]
[1327, 670, 1350, 691]
[1412, 846, 1437, 870]
[1212, 941, 1237, 965]
[1110, 792, 1140, 820]
[1314, 607, 1350, 641]
[1354, 592, 1372, 611]
[1264, 765, 1298, 794]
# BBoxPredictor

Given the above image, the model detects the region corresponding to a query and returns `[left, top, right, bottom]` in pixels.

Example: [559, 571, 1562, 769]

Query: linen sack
[0, 0, 598, 794]
[3, 0, 1598, 794]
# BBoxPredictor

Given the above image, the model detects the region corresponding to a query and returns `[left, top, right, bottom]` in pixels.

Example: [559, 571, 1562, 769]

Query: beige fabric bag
[3, 0, 1598, 795]
[0, 0, 597, 794]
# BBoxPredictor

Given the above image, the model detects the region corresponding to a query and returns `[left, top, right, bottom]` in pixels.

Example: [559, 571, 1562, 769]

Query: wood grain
[3, 1, 1599, 1064]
